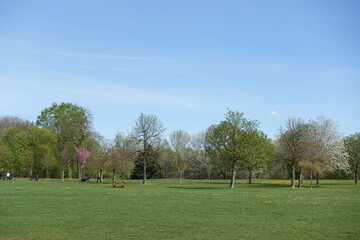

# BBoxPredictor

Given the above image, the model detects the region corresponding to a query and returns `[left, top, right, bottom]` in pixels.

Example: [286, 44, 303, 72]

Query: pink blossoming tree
[75, 147, 91, 179]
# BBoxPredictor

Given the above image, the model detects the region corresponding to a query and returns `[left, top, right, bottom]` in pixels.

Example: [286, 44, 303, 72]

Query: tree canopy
[36, 102, 93, 179]
[206, 110, 258, 188]
[344, 132, 360, 185]
[1, 104, 358, 186]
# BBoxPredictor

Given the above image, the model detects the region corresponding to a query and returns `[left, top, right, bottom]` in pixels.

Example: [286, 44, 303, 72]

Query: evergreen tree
[131, 147, 162, 179]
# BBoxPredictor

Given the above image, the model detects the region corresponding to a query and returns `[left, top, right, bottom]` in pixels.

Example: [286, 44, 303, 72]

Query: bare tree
[0, 116, 30, 134]
[131, 113, 166, 184]
[104, 147, 134, 180]
[276, 118, 308, 188]
[170, 130, 190, 183]
[189, 131, 210, 179]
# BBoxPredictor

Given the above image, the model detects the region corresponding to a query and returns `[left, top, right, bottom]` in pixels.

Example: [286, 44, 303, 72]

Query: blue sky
[1, 0, 359, 140]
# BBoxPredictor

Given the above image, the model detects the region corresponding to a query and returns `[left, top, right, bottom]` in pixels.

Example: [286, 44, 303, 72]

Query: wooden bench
[112, 181, 125, 188]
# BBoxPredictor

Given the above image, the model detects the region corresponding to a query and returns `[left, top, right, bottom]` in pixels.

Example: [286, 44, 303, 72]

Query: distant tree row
[0, 102, 359, 188]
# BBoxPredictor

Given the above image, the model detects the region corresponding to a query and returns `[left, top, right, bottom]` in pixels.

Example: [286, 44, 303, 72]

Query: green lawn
[1, 178, 359, 240]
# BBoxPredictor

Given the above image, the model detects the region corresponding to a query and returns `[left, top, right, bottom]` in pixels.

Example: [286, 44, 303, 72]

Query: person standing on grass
[96, 172, 101, 183]
[6, 171, 11, 180]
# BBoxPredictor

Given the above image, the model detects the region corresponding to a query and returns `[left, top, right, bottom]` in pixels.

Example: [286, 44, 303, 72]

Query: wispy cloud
[255, 96, 264, 102]
[0, 74, 203, 111]
[32, 50, 170, 62]
[187, 103, 201, 108]
[77, 66, 144, 73]
[2, 47, 170, 62]
[76, 65, 220, 78]
[269, 110, 281, 117]
[0, 61, 38, 67]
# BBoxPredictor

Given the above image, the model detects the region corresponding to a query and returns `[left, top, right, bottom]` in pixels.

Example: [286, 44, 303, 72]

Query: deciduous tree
[206, 110, 258, 188]
[242, 131, 274, 184]
[28, 126, 57, 178]
[36, 102, 93, 178]
[0, 128, 28, 175]
[304, 117, 348, 186]
[275, 118, 308, 188]
[75, 147, 91, 179]
[130, 113, 165, 184]
[170, 130, 190, 183]
[188, 131, 210, 179]
[344, 133, 360, 185]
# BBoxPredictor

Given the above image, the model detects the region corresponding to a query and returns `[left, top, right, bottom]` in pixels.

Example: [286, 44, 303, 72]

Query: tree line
[0, 102, 359, 188]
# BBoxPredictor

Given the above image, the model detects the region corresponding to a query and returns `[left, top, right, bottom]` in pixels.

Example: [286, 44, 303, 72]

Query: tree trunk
[310, 169, 313, 190]
[78, 167, 82, 180]
[77, 160, 80, 180]
[229, 162, 237, 189]
[100, 169, 103, 182]
[112, 168, 116, 182]
[298, 169, 302, 188]
[143, 157, 147, 184]
[316, 173, 320, 187]
[68, 167, 72, 180]
[355, 170, 358, 185]
[248, 169, 252, 184]
[62, 170, 65, 182]
[291, 164, 296, 188]
[180, 170, 184, 183]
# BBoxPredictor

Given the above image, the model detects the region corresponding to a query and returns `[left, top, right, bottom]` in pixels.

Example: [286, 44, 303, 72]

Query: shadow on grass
[166, 186, 225, 190]
[166, 183, 290, 189]
[182, 180, 291, 188]
[245, 183, 290, 188]
[73, 179, 355, 189]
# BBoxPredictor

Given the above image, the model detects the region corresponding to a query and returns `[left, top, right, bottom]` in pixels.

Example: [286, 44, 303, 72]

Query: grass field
[1, 178, 359, 240]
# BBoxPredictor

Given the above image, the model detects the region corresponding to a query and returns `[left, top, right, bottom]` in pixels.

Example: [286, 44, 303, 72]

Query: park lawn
[0, 179, 359, 240]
